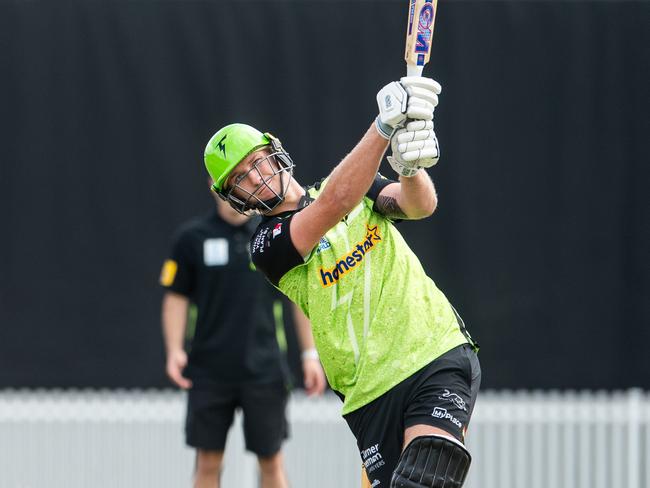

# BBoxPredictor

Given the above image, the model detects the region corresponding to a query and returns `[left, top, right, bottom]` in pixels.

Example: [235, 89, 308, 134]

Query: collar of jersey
[261, 187, 314, 222]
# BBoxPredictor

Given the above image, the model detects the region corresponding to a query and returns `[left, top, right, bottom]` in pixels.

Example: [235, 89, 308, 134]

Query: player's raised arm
[288, 125, 387, 257]
[373, 78, 443, 221]
[290, 78, 441, 257]
[375, 171, 438, 221]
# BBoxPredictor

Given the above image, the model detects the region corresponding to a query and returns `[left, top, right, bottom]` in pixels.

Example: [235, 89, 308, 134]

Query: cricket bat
[404, 0, 439, 77]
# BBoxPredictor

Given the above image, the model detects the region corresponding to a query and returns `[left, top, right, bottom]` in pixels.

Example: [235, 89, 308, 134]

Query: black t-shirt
[161, 211, 287, 386]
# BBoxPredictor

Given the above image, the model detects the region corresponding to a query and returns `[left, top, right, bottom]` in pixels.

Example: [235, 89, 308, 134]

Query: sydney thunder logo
[319, 225, 381, 287]
[216, 134, 227, 157]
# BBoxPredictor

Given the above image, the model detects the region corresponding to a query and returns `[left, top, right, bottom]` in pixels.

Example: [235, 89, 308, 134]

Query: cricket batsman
[203, 76, 481, 487]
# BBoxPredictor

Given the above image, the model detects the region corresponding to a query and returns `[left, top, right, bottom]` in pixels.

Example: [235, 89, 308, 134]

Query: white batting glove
[387, 120, 440, 177]
[375, 77, 442, 139]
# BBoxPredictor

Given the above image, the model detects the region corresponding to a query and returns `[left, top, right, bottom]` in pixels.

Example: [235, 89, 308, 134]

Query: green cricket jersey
[250, 175, 473, 414]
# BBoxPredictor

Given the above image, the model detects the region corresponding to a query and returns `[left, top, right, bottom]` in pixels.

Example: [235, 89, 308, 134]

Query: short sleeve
[366, 173, 396, 204]
[250, 214, 304, 287]
[160, 229, 197, 296]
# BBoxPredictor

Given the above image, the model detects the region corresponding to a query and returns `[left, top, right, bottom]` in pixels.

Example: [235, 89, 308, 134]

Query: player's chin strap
[390, 435, 471, 488]
[297, 189, 314, 210]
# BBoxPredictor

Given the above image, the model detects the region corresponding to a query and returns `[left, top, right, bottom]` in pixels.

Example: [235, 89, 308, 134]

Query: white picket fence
[0, 389, 648, 488]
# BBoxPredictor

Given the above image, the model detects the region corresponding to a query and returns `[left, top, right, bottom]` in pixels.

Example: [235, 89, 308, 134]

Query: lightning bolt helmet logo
[216, 134, 227, 157]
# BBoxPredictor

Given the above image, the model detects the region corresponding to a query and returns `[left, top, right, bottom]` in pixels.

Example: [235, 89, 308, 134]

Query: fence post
[627, 388, 642, 488]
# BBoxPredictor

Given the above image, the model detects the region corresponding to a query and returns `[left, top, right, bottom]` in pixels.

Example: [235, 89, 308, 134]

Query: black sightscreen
[1, 1, 648, 389]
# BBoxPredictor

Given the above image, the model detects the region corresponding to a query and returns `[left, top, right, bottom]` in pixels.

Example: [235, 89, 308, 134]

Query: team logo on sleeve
[316, 237, 331, 253]
[318, 225, 381, 287]
[159, 259, 178, 286]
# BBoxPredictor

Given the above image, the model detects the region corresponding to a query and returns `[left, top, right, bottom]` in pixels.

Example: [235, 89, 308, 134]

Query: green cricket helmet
[204, 123, 294, 214]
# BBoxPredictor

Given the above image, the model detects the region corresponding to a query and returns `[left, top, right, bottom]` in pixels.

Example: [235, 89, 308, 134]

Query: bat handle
[406, 64, 424, 77]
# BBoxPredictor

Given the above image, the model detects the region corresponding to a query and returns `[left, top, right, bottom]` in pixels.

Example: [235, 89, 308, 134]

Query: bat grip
[406, 64, 424, 77]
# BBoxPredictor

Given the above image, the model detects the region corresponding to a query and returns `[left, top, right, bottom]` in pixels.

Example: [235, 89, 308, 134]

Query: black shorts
[185, 380, 289, 457]
[344, 344, 481, 486]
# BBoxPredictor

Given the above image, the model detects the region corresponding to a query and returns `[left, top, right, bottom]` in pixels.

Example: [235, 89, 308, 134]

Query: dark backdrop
[1, 1, 648, 389]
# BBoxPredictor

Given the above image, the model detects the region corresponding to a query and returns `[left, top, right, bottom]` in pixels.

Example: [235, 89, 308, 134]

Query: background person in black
[160, 185, 326, 488]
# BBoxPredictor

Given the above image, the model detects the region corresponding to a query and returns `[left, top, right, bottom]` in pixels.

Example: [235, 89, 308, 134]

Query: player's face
[226, 148, 285, 203]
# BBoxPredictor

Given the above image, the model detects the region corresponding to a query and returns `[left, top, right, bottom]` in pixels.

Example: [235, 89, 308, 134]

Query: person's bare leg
[194, 449, 224, 488]
[403, 424, 458, 449]
[258, 451, 289, 488]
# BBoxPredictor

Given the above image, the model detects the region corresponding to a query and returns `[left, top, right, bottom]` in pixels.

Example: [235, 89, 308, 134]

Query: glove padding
[387, 120, 440, 177]
[376, 77, 441, 139]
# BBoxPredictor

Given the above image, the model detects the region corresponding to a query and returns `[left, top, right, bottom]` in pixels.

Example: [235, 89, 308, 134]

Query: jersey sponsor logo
[272, 223, 283, 239]
[438, 389, 468, 412]
[316, 236, 331, 253]
[318, 225, 381, 287]
[251, 227, 269, 254]
[159, 259, 178, 286]
[431, 407, 463, 429]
